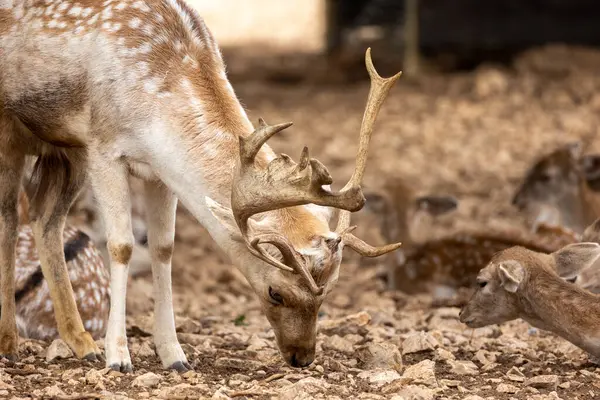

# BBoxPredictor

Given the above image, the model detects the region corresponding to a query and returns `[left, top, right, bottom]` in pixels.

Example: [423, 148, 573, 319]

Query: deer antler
[230, 48, 402, 294]
[335, 48, 403, 256]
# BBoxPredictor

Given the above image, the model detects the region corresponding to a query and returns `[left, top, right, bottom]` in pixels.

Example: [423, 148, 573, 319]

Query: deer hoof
[170, 361, 192, 373]
[109, 361, 133, 373]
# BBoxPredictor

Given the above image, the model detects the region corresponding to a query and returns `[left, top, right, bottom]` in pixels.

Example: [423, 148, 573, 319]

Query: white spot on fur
[110, 22, 122, 32]
[144, 78, 161, 94]
[115, 2, 127, 10]
[58, 21, 67, 28]
[132, 0, 150, 12]
[101, 6, 112, 20]
[57, 2, 69, 12]
[0, 0, 13, 10]
[139, 42, 152, 54]
[102, 0, 113, 6]
[12, 5, 23, 18]
[155, 12, 164, 22]
[129, 17, 141, 28]
[82, 7, 93, 17]
[68, 5, 82, 16]
[47, 19, 58, 28]
[137, 61, 150, 75]
[142, 24, 154, 35]
[102, 21, 111, 30]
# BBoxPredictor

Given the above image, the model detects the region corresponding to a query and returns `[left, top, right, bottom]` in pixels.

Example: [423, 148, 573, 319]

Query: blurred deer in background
[365, 177, 579, 304]
[512, 141, 600, 233]
[1, 0, 401, 373]
[14, 191, 110, 341]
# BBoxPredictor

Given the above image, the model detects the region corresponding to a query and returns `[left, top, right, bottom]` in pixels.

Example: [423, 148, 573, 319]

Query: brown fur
[155, 244, 174, 264]
[460, 243, 600, 358]
[109, 243, 133, 266]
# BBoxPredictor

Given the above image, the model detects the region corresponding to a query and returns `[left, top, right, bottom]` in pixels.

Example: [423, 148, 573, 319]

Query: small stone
[0, 379, 14, 391]
[401, 360, 437, 388]
[279, 377, 330, 400]
[401, 331, 439, 355]
[440, 379, 461, 387]
[132, 372, 161, 388]
[474, 349, 496, 365]
[62, 367, 84, 381]
[135, 342, 155, 357]
[497, 383, 519, 394]
[356, 342, 402, 371]
[391, 385, 435, 400]
[175, 316, 203, 334]
[447, 360, 479, 376]
[322, 335, 354, 355]
[434, 348, 455, 361]
[85, 368, 110, 385]
[506, 366, 526, 382]
[315, 365, 324, 374]
[357, 369, 402, 387]
[247, 334, 271, 351]
[525, 375, 559, 390]
[462, 396, 485, 400]
[43, 385, 65, 397]
[559, 382, 570, 389]
[46, 339, 73, 362]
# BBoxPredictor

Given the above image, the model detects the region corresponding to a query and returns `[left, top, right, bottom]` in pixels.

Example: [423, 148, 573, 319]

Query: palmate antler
[230, 48, 403, 294]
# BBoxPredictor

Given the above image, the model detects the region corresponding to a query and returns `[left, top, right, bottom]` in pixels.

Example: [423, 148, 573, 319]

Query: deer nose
[288, 348, 315, 368]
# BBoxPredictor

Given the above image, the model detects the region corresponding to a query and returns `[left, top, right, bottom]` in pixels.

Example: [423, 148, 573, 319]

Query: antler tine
[335, 48, 403, 256]
[239, 118, 293, 165]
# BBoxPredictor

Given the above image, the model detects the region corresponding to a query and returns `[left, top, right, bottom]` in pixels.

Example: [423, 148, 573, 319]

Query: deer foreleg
[144, 180, 189, 371]
[89, 157, 134, 372]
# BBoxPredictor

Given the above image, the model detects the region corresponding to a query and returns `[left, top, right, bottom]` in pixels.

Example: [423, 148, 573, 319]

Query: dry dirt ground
[4, 45, 600, 400]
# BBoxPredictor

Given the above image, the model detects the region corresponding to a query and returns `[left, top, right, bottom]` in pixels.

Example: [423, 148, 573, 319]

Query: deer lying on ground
[364, 178, 579, 302]
[459, 237, 600, 360]
[0, 1, 401, 372]
[15, 191, 110, 341]
[512, 141, 600, 233]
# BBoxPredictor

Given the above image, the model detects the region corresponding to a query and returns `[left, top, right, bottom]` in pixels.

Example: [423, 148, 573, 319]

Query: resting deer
[0, 1, 401, 372]
[14, 191, 110, 341]
[459, 240, 600, 360]
[512, 141, 600, 233]
[364, 178, 579, 301]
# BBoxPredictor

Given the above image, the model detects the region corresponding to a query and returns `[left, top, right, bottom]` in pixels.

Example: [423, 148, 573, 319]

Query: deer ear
[498, 260, 525, 293]
[552, 242, 600, 279]
[582, 218, 600, 243]
[414, 195, 458, 216]
[205, 197, 244, 242]
[582, 154, 600, 192]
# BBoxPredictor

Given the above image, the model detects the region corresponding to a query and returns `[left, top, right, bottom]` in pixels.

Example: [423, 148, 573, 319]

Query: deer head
[205, 49, 402, 367]
[512, 141, 600, 233]
[459, 242, 600, 328]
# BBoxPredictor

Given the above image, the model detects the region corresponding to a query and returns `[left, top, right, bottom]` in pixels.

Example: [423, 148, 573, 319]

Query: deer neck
[520, 269, 600, 357]
[140, 72, 327, 276]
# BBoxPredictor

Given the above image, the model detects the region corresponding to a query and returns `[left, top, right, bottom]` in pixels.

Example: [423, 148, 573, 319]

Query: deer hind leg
[0, 118, 25, 360]
[27, 151, 101, 360]
[88, 157, 134, 372]
[144, 180, 189, 371]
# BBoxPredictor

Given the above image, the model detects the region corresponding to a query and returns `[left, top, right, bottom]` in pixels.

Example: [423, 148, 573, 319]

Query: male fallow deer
[459, 239, 600, 361]
[0, 1, 401, 372]
[14, 191, 110, 341]
[365, 178, 579, 302]
[512, 141, 600, 233]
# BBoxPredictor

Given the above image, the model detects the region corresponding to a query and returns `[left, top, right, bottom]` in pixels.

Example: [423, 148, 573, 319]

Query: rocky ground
[5, 44, 600, 399]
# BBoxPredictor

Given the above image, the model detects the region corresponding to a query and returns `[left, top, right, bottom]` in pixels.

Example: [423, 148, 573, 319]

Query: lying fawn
[459, 241, 600, 360]
[364, 178, 579, 299]
[0, 1, 401, 372]
[512, 141, 600, 233]
[15, 191, 110, 341]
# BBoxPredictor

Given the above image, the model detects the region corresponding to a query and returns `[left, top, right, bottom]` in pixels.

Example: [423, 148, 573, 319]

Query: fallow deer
[459, 240, 600, 361]
[14, 191, 110, 341]
[512, 141, 600, 233]
[0, 1, 401, 372]
[364, 178, 579, 302]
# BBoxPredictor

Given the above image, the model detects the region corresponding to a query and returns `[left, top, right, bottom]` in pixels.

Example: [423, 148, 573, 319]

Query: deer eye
[478, 281, 488, 288]
[268, 286, 284, 305]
